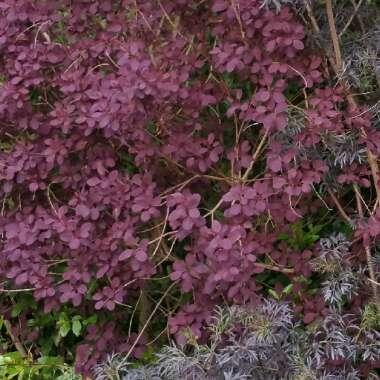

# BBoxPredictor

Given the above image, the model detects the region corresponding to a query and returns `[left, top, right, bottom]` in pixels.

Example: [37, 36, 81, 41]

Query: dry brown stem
[354, 184, 379, 304]
[254, 262, 295, 274]
[319, 1, 380, 304]
[242, 130, 269, 181]
[324, 0, 380, 207]
[4, 320, 27, 358]
[326, 188, 352, 224]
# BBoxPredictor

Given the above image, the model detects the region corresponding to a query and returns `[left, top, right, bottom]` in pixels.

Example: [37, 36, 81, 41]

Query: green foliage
[0, 352, 81, 380]
[361, 303, 380, 330]
[268, 283, 294, 301]
[117, 147, 140, 175]
[278, 221, 322, 250]
[5, 292, 98, 357]
[11, 295, 38, 318]
[56, 312, 93, 341]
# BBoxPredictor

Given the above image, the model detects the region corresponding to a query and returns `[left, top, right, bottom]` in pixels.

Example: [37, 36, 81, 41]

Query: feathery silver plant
[93, 353, 129, 380]
[281, 107, 306, 144]
[313, 233, 362, 309]
[314, 313, 358, 362]
[341, 13, 380, 94]
[321, 270, 358, 307]
[318, 233, 350, 260]
[259, 0, 293, 12]
[120, 367, 160, 380]
[281, 108, 366, 178]
[318, 370, 361, 380]
[154, 345, 207, 380]
[328, 133, 366, 169]
[361, 329, 380, 362]
[94, 297, 380, 380]
[259, 0, 314, 13]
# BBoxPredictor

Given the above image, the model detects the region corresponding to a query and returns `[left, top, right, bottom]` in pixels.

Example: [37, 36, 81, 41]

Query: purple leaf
[273, 177, 286, 189]
[87, 177, 101, 186]
[212, 1, 228, 12]
[76, 204, 90, 218]
[69, 239, 80, 250]
[268, 156, 282, 172]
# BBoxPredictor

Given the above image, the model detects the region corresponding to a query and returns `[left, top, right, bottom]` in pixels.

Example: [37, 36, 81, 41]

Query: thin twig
[46, 184, 59, 218]
[368, 277, 380, 287]
[313, 185, 333, 211]
[138, 290, 152, 339]
[350, 0, 366, 32]
[366, 149, 380, 207]
[351, 99, 380, 119]
[254, 262, 295, 274]
[151, 209, 170, 257]
[325, 0, 342, 70]
[286, 64, 308, 88]
[148, 231, 177, 245]
[242, 130, 269, 180]
[157, 0, 183, 37]
[231, 0, 247, 45]
[354, 184, 372, 214]
[204, 198, 224, 220]
[326, 187, 352, 224]
[4, 320, 28, 358]
[304, 1, 321, 34]
[124, 282, 177, 361]
[127, 290, 142, 342]
[354, 184, 379, 304]
[339, 0, 364, 38]
[156, 237, 177, 267]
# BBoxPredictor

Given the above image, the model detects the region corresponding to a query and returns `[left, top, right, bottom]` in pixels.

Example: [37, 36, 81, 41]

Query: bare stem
[124, 282, 177, 361]
[138, 290, 152, 339]
[326, 188, 352, 224]
[4, 320, 27, 358]
[324, 0, 380, 209]
[255, 262, 295, 274]
[304, 1, 321, 34]
[242, 130, 269, 181]
[339, 0, 364, 38]
[354, 184, 379, 304]
[325, 0, 342, 70]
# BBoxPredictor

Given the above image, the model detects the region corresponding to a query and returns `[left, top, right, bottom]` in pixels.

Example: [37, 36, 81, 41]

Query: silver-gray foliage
[312, 233, 365, 309]
[94, 297, 380, 380]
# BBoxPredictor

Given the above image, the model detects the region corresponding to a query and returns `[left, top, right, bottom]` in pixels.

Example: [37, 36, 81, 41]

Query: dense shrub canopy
[0, 0, 379, 377]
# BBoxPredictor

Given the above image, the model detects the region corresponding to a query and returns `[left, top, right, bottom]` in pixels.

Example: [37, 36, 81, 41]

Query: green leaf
[283, 284, 293, 295]
[37, 355, 63, 366]
[83, 314, 97, 326]
[72, 319, 82, 337]
[57, 312, 71, 338]
[0, 351, 23, 363]
[59, 323, 70, 337]
[6, 367, 24, 379]
[268, 289, 280, 300]
[277, 233, 289, 241]
[11, 303, 24, 318]
[54, 333, 62, 347]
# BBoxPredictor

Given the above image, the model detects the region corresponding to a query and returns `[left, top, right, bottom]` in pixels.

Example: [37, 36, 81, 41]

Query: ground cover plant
[0, 0, 380, 378]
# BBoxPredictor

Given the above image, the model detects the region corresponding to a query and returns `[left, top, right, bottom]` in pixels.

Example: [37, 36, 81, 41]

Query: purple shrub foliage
[0, 0, 379, 377]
